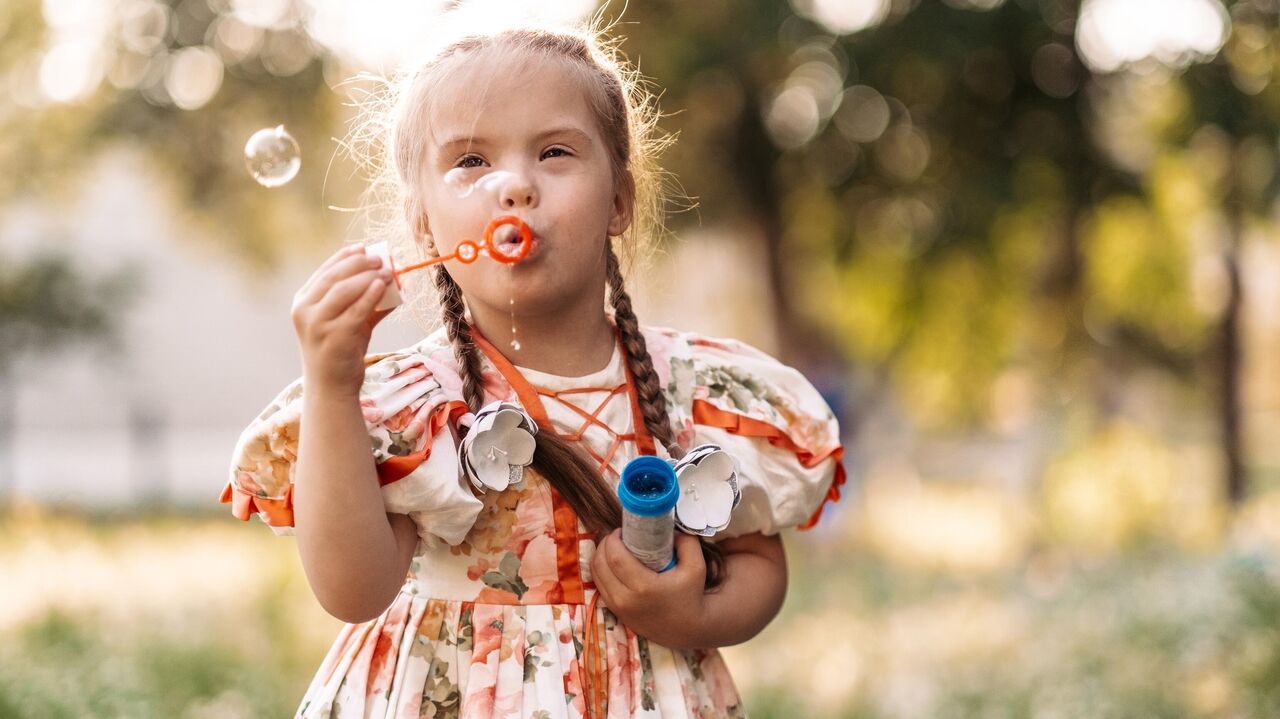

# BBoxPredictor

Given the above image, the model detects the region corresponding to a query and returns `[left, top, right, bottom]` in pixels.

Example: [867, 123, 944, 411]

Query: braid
[433, 266, 487, 412]
[606, 241, 726, 587]
[431, 246, 723, 588]
[604, 242, 683, 460]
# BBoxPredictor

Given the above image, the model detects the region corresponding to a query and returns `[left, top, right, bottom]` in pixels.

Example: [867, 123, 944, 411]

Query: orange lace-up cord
[532, 384, 633, 477]
[471, 327, 657, 719]
[583, 589, 608, 718]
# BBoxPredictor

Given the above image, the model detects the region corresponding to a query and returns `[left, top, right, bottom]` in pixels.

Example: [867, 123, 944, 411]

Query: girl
[221, 20, 845, 719]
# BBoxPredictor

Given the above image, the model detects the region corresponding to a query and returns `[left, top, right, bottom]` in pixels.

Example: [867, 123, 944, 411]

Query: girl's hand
[590, 530, 709, 649]
[291, 244, 394, 395]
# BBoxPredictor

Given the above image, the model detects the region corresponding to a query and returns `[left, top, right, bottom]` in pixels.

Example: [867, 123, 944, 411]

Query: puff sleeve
[668, 333, 846, 539]
[219, 349, 482, 547]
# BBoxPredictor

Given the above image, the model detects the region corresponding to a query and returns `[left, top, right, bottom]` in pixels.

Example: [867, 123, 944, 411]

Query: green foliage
[0, 611, 277, 717]
[0, 252, 138, 368]
[3, 0, 1276, 437]
[0, 0, 360, 270]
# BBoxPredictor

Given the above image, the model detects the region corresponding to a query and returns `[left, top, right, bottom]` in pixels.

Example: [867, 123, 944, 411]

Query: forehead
[426, 50, 604, 153]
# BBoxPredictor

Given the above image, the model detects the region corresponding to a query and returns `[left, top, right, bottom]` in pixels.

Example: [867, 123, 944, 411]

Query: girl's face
[417, 53, 632, 324]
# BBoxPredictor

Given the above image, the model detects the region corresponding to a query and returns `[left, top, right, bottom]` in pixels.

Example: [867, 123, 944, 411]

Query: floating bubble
[244, 124, 300, 187]
[443, 168, 476, 198]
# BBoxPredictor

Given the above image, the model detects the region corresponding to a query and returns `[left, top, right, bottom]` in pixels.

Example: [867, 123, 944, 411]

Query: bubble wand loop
[394, 215, 533, 276]
[368, 215, 533, 312]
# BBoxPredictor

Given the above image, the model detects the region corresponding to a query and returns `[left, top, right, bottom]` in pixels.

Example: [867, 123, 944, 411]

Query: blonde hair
[339, 13, 675, 332]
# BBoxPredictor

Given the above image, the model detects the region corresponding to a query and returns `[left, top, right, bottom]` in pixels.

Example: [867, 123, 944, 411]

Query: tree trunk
[730, 80, 827, 363]
[1220, 203, 1246, 504]
[0, 367, 14, 503]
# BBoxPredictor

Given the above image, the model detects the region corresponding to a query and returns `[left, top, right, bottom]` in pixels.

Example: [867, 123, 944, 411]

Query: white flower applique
[459, 401, 538, 492]
[672, 443, 742, 537]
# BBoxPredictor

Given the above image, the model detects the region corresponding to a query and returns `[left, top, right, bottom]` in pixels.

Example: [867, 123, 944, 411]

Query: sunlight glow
[37, 0, 115, 104]
[1076, 0, 1230, 73]
[789, 0, 891, 36]
[38, 38, 107, 103]
[165, 45, 224, 110]
[304, 0, 602, 71]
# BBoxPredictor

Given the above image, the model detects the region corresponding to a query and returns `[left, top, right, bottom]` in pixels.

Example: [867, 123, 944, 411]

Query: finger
[298, 251, 384, 308]
[314, 269, 386, 321]
[670, 532, 706, 582]
[320, 243, 367, 274]
[297, 244, 365, 301]
[592, 532, 638, 592]
[601, 528, 654, 591]
[591, 550, 624, 608]
[342, 273, 389, 325]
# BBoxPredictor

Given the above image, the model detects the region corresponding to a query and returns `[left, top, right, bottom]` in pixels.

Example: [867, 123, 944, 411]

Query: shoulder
[642, 327, 847, 534]
[358, 327, 467, 410]
[231, 327, 472, 492]
[639, 324, 799, 374]
[643, 325, 837, 439]
[366, 326, 459, 385]
[223, 326, 478, 532]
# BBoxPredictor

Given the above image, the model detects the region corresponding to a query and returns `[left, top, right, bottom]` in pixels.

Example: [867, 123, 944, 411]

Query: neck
[470, 297, 617, 377]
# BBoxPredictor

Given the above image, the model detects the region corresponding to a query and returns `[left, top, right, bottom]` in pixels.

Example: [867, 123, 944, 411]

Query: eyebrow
[436, 125, 595, 155]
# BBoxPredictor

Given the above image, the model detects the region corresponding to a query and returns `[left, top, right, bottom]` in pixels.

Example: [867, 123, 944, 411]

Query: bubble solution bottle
[617, 456, 680, 573]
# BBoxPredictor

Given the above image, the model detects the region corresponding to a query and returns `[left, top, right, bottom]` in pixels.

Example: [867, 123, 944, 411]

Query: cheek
[438, 260, 487, 299]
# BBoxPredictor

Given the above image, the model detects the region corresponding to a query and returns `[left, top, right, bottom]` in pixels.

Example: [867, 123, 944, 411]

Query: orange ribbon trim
[376, 399, 472, 485]
[220, 398, 471, 529]
[220, 480, 296, 527]
[583, 589, 607, 718]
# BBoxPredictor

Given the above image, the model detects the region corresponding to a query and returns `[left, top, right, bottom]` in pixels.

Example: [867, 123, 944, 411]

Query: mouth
[490, 222, 542, 262]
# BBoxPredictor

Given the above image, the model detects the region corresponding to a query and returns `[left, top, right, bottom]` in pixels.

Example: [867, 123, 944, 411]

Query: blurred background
[3, 0, 1280, 716]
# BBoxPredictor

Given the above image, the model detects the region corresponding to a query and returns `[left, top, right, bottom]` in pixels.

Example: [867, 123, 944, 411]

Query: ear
[607, 171, 635, 238]
[414, 212, 439, 256]
[405, 196, 438, 255]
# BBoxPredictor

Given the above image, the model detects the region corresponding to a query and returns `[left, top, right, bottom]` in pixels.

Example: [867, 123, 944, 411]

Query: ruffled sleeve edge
[691, 398, 847, 530]
[218, 397, 473, 530]
[219, 480, 295, 530]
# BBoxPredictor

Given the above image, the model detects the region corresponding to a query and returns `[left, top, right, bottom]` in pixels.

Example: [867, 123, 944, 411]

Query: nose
[496, 171, 538, 210]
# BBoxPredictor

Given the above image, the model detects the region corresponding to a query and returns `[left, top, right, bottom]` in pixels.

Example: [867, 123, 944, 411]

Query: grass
[5, 502, 1280, 718]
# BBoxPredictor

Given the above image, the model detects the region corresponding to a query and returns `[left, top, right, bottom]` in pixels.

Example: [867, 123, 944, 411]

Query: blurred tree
[0, 0, 359, 270]
[617, 0, 1134, 424]
[618, 0, 1278, 501]
[1162, 0, 1279, 501]
[3, 0, 1276, 502]
[0, 253, 137, 498]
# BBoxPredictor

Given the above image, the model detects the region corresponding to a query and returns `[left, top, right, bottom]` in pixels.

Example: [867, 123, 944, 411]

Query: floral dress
[221, 324, 845, 719]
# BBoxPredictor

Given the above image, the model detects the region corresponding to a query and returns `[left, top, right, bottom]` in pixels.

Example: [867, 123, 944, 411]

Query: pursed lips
[499, 233, 543, 262]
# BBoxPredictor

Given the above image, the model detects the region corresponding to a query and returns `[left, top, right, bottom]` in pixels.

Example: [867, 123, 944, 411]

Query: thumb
[672, 531, 706, 577]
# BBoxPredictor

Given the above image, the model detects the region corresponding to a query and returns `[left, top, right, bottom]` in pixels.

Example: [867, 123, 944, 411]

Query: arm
[590, 530, 787, 650]
[294, 389, 420, 623]
[290, 244, 419, 624]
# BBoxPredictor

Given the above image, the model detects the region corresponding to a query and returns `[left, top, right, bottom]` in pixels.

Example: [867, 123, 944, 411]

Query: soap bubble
[443, 168, 476, 198]
[244, 125, 300, 187]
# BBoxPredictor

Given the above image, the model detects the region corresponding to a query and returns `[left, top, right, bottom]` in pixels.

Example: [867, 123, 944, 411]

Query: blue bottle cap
[618, 456, 680, 517]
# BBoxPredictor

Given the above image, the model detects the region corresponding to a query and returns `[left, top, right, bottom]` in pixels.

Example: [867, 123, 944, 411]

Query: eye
[541, 146, 572, 160]
[455, 154, 485, 169]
